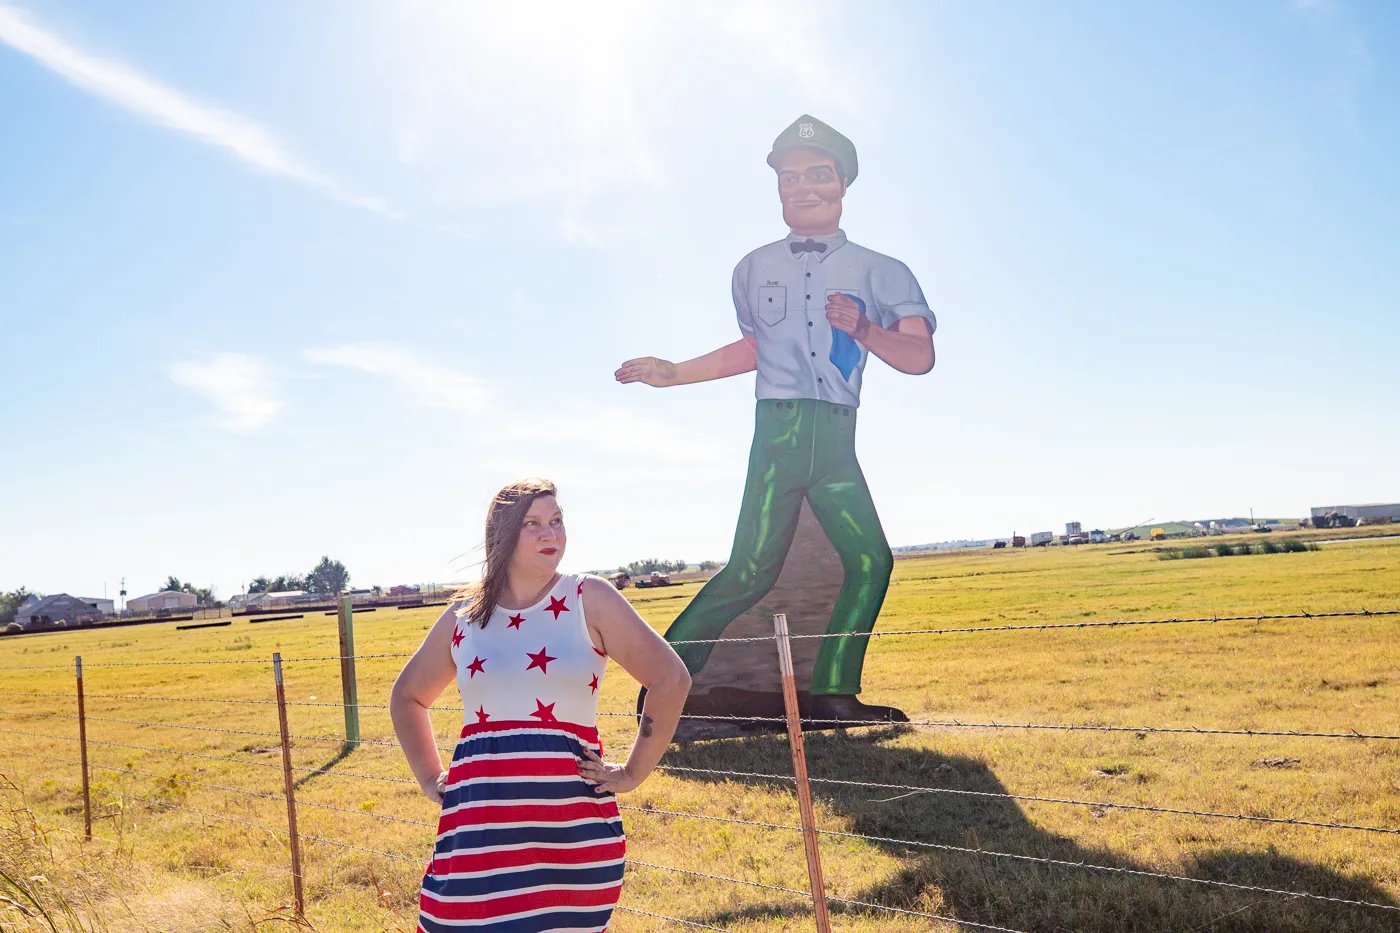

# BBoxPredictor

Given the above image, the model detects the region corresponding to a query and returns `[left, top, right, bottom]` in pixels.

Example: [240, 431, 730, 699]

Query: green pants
[663, 398, 892, 695]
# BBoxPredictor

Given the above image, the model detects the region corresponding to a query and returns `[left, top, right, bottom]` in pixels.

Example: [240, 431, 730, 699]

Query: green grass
[2, 530, 1399, 931]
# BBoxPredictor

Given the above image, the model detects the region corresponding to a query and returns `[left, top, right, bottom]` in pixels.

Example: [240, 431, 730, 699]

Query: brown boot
[807, 694, 908, 725]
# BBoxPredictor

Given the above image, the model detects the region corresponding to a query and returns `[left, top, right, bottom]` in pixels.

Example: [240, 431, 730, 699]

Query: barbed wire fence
[0, 602, 1397, 931]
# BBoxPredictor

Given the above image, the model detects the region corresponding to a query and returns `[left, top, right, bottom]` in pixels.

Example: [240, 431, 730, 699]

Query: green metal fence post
[336, 596, 360, 749]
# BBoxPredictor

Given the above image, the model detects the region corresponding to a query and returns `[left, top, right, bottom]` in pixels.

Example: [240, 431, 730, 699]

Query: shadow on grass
[293, 742, 355, 790]
[657, 728, 1398, 933]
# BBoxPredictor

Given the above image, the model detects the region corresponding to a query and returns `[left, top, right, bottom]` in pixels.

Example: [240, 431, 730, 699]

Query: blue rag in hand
[829, 293, 866, 381]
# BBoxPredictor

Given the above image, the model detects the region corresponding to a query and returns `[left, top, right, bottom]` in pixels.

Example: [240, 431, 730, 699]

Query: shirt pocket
[756, 286, 787, 326]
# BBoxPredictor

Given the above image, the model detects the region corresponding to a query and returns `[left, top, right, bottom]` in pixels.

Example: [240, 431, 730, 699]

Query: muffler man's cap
[766, 114, 858, 185]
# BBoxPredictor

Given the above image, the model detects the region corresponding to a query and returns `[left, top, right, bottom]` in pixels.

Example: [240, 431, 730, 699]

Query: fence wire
[3, 711, 447, 750]
[596, 711, 1400, 741]
[0, 727, 420, 785]
[1, 606, 1395, 672]
[652, 765, 1400, 836]
[620, 805, 1400, 913]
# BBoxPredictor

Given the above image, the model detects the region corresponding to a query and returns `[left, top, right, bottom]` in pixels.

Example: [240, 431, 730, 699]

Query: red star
[588, 674, 599, 694]
[450, 627, 464, 648]
[577, 580, 585, 596]
[475, 705, 490, 724]
[507, 613, 525, 629]
[546, 596, 569, 619]
[526, 647, 556, 673]
[466, 656, 486, 678]
[592, 645, 607, 659]
[529, 699, 558, 723]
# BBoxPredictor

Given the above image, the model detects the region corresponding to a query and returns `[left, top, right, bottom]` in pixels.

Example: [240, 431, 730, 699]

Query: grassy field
[2, 528, 1398, 932]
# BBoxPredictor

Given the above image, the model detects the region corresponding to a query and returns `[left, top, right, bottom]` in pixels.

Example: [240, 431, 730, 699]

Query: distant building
[1065, 521, 1082, 536]
[127, 590, 198, 613]
[1310, 503, 1400, 523]
[16, 594, 110, 628]
[253, 590, 307, 609]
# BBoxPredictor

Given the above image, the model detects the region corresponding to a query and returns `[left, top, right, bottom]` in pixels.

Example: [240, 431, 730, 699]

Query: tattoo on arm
[640, 714, 654, 738]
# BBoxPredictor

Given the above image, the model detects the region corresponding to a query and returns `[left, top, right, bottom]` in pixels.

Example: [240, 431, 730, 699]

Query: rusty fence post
[773, 614, 832, 933]
[75, 655, 92, 841]
[336, 596, 360, 749]
[273, 653, 305, 915]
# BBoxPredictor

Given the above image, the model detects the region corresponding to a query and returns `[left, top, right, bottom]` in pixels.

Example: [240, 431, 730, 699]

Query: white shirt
[733, 231, 936, 407]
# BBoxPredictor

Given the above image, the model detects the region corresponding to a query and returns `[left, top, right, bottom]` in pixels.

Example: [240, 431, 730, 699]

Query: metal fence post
[273, 653, 305, 915]
[773, 614, 832, 933]
[75, 655, 92, 841]
[336, 596, 360, 749]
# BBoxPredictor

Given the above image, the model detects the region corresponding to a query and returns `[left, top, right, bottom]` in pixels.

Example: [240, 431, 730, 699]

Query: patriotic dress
[418, 573, 624, 932]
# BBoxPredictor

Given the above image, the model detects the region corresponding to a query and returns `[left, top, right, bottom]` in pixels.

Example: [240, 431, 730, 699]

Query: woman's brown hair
[456, 478, 558, 629]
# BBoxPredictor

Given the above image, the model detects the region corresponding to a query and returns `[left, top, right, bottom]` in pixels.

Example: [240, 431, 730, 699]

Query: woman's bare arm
[390, 605, 459, 801]
[577, 577, 691, 792]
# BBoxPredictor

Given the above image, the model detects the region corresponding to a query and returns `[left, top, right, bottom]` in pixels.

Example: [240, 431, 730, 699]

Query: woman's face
[511, 494, 566, 573]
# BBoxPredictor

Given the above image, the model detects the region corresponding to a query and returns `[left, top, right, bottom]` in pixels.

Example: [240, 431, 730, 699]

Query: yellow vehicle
[1151, 528, 1167, 541]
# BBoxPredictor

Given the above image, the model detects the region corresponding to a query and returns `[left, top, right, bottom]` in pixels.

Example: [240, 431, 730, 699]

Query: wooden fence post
[75, 655, 91, 842]
[337, 596, 360, 749]
[773, 614, 832, 933]
[273, 653, 305, 915]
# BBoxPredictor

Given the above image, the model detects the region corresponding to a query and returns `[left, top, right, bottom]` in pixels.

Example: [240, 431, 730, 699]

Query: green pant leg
[662, 402, 809, 675]
[803, 431, 893, 696]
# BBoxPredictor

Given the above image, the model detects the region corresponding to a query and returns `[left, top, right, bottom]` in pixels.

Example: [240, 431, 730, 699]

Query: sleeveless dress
[418, 572, 625, 932]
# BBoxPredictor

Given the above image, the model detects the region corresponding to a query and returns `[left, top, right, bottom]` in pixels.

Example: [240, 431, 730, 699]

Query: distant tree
[161, 576, 216, 604]
[626, 558, 682, 575]
[698, 560, 722, 572]
[264, 574, 308, 593]
[248, 576, 272, 595]
[305, 556, 350, 595]
[371, 585, 383, 597]
[1, 587, 34, 626]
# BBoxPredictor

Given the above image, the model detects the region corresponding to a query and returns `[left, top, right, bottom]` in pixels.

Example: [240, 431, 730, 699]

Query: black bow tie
[790, 239, 828, 255]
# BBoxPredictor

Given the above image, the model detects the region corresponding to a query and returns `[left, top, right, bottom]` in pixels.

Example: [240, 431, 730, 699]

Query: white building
[127, 590, 198, 613]
[1310, 503, 1400, 523]
[16, 594, 111, 628]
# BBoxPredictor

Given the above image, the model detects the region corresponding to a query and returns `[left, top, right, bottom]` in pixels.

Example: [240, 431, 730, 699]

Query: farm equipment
[1151, 528, 1166, 541]
[634, 572, 674, 588]
[1011, 536, 1026, 548]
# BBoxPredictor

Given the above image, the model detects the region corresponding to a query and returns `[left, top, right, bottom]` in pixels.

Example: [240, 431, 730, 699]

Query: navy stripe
[452, 732, 592, 760]
[423, 862, 624, 898]
[418, 906, 614, 933]
[435, 820, 623, 855]
[442, 778, 602, 808]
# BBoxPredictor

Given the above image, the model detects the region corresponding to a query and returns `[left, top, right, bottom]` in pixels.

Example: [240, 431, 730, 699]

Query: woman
[391, 478, 691, 932]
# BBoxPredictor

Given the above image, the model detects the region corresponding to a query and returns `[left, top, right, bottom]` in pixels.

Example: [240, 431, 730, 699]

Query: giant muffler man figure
[617, 115, 936, 724]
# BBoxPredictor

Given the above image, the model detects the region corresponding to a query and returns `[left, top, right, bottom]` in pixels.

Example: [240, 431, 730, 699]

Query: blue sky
[2, 0, 1396, 602]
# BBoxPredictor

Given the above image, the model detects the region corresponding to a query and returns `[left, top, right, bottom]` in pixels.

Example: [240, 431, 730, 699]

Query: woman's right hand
[423, 770, 448, 804]
[615, 357, 677, 387]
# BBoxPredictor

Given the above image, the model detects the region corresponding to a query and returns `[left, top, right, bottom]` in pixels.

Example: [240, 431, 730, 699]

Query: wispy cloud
[304, 343, 490, 413]
[169, 354, 281, 432]
[0, 4, 393, 216]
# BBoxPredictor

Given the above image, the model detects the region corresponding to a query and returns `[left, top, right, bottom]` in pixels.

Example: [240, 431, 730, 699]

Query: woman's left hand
[577, 747, 641, 794]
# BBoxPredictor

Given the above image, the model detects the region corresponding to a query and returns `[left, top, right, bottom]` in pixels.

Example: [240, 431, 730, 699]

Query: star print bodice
[448, 572, 608, 729]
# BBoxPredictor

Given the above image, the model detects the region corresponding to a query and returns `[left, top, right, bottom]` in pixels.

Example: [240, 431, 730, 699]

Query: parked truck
[1030, 531, 1054, 547]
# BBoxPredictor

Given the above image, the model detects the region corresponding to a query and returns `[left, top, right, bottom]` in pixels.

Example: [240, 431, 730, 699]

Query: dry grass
[1, 528, 1398, 931]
